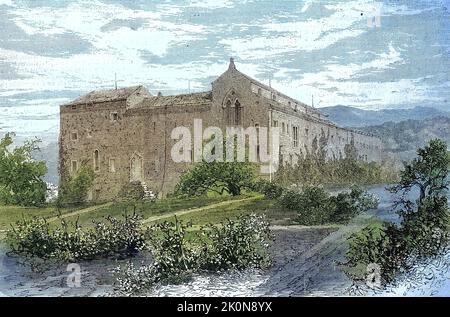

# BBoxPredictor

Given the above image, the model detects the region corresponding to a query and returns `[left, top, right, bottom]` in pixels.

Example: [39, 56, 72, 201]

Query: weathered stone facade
[59, 59, 383, 202]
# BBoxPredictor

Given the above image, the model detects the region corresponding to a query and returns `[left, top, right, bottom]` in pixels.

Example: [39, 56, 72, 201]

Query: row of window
[70, 150, 115, 174]
[271, 119, 379, 151]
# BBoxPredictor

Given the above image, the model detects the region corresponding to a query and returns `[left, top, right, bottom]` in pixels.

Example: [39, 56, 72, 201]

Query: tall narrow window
[109, 158, 116, 173]
[71, 160, 78, 174]
[234, 99, 241, 125]
[293, 126, 299, 147]
[226, 99, 232, 125]
[94, 150, 99, 171]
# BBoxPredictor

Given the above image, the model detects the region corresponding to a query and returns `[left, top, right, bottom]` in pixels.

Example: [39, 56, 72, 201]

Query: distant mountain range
[357, 116, 450, 161]
[321, 105, 450, 127]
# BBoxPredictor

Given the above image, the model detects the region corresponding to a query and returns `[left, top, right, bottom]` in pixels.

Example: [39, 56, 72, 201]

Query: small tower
[228, 57, 236, 71]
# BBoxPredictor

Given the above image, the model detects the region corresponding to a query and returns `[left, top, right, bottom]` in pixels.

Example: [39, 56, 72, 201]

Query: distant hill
[357, 116, 450, 161]
[320, 105, 449, 127]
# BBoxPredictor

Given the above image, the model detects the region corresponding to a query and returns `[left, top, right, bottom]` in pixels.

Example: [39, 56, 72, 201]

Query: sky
[0, 0, 449, 140]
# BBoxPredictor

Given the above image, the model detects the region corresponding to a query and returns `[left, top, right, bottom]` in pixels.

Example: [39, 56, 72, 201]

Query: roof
[134, 92, 212, 109]
[64, 85, 150, 106]
[235, 69, 323, 116]
[216, 58, 323, 116]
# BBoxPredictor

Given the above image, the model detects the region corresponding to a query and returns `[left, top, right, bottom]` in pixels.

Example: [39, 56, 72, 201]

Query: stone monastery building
[59, 59, 383, 201]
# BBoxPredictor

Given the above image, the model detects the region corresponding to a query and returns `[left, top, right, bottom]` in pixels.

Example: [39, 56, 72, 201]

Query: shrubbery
[278, 185, 378, 225]
[119, 181, 145, 202]
[345, 222, 407, 283]
[251, 179, 284, 199]
[345, 139, 450, 286]
[57, 166, 94, 207]
[346, 196, 450, 284]
[6, 213, 146, 261]
[115, 214, 272, 295]
[0, 133, 47, 207]
[175, 161, 256, 197]
[199, 215, 272, 271]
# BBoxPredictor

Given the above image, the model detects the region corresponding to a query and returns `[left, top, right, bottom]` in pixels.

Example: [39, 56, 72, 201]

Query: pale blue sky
[0, 0, 449, 138]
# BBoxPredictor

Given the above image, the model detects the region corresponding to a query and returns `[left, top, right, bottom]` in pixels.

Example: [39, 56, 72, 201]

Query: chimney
[228, 57, 236, 71]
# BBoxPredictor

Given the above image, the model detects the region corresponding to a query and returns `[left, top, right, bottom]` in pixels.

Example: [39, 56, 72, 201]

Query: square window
[111, 112, 119, 121]
[71, 131, 78, 141]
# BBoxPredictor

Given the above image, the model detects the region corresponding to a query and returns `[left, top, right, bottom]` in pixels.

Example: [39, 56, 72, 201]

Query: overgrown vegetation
[115, 214, 272, 295]
[345, 139, 450, 285]
[175, 160, 257, 196]
[57, 166, 94, 207]
[275, 139, 398, 187]
[278, 185, 379, 225]
[6, 213, 146, 261]
[0, 133, 47, 207]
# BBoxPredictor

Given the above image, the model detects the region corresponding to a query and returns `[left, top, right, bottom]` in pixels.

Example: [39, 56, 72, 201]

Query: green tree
[389, 139, 450, 203]
[176, 161, 256, 196]
[58, 166, 94, 206]
[0, 133, 47, 206]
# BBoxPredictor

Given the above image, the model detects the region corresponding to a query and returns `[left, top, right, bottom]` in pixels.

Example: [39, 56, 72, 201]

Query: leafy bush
[115, 214, 272, 295]
[0, 133, 47, 206]
[401, 196, 450, 258]
[345, 222, 407, 283]
[251, 179, 284, 199]
[7, 213, 146, 261]
[57, 166, 94, 206]
[329, 186, 379, 223]
[199, 214, 272, 271]
[345, 195, 449, 285]
[119, 181, 145, 202]
[280, 186, 334, 225]
[175, 161, 256, 197]
[278, 185, 377, 225]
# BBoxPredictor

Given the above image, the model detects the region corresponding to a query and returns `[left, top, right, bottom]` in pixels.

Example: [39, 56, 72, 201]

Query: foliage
[199, 214, 272, 271]
[401, 196, 450, 258]
[251, 179, 284, 199]
[57, 166, 94, 206]
[274, 141, 398, 187]
[6, 213, 146, 261]
[345, 222, 407, 283]
[0, 133, 47, 206]
[389, 139, 450, 203]
[118, 181, 145, 202]
[175, 160, 257, 196]
[146, 217, 200, 284]
[345, 139, 450, 286]
[279, 186, 334, 225]
[278, 185, 378, 225]
[115, 214, 272, 295]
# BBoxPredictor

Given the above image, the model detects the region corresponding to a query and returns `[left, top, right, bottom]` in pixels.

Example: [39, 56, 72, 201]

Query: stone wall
[59, 61, 383, 202]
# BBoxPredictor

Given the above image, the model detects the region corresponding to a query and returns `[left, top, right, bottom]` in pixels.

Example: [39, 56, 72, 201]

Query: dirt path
[258, 212, 377, 296]
[46, 203, 114, 223]
[141, 195, 262, 225]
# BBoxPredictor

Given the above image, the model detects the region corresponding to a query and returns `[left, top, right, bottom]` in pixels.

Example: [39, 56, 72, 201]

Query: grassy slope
[0, 205, 81, 232]
[0, 194, 261, 232]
